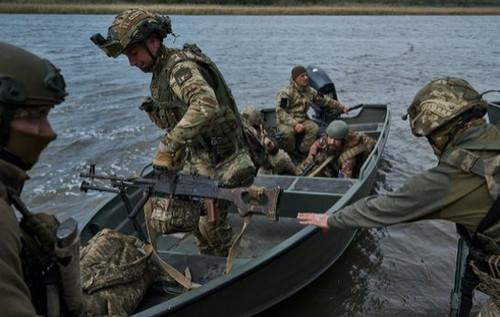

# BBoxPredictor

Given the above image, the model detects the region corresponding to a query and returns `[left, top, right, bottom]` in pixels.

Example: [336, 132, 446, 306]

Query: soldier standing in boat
[299, 120, 376, 178]
[298, 78, 500, 316]
[241, 106, 302, 175]
[0, 42, 162, 317]
[275, 65, 351, 156]
[92, 9, 256, 256]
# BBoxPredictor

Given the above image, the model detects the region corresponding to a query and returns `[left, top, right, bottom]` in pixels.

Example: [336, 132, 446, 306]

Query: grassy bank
[1, 3, 500, 14]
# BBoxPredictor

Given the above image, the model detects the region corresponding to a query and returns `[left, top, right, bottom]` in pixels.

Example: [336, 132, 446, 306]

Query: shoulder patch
[173, 67, 193, 86]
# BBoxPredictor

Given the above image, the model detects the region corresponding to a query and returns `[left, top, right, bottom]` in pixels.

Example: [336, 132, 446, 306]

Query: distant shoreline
[1, 3, 499, 15]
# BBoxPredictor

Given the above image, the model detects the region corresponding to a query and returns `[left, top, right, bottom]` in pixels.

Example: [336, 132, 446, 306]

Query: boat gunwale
[133, 103, 392, 316]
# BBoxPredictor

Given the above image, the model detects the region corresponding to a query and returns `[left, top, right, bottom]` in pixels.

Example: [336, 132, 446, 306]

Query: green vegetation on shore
[0, 1, 499, 15]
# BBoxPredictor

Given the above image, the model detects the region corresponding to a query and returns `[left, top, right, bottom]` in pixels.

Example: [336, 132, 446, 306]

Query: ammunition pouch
[81, 229, 158, 316]
[147, 197, 201, 234]
[215, 148, 256, 187]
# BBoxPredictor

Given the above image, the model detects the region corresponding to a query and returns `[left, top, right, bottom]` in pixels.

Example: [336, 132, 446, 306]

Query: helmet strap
[0, 148, 32, 171]
[0, 105, 15, 147]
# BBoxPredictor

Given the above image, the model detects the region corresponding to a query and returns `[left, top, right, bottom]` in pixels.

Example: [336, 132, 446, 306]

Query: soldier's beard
[139, 61, 154, 73]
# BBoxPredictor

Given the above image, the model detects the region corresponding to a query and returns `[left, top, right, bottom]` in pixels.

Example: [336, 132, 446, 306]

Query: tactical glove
[152, 136, 185, 172]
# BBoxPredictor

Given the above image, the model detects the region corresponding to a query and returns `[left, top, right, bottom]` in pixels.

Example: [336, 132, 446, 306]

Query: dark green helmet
[326, 120, 349, 140]
[0, 42, 66, 107]
[0, 42, 66, 147]
[91, 8, 172, 58]
[407, 77, 487, 137]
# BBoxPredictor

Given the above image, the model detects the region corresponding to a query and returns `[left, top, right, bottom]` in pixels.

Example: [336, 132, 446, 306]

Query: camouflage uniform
[275, 80, 347, 154]
[323, 78, 500, 315]
[144, 44, 255, 256]
[299, 131, 376, 178]
[92, 9, 256, 256]
[241, 108, 301, 175]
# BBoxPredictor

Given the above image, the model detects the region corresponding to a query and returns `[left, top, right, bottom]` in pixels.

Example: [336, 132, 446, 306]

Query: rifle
[449, 238, 470, 317]
[80, 164, 281, 224]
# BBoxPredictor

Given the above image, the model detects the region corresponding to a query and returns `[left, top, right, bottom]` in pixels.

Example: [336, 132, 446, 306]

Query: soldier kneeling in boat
[241, 106, 302, 175]
[275, 65, 351, 156]
[299, 120, 376, 178]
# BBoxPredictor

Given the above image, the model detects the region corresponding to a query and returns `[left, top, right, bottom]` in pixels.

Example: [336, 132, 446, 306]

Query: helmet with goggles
[91, 8, 172, 58]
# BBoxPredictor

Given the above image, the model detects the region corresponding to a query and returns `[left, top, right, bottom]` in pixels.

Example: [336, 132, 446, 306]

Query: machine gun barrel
[80, 165, 280, 221]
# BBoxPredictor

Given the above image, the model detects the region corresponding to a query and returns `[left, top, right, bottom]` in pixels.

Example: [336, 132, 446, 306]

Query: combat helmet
[406, 77, 487, 137]
[91, 8, 172, 58]
[241, 106, 263, 127]
[326, 120, 349, 140]
[0, 42, 66, 146]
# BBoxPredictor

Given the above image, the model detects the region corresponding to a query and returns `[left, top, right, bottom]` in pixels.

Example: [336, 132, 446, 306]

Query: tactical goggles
[90, 33, 125, 58]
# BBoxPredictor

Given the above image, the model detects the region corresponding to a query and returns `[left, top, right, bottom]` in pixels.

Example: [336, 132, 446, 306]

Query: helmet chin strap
[0, 148, 33, 171]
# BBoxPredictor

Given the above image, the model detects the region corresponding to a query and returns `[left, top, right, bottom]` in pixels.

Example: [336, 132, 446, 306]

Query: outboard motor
[306, 65, 339, 125]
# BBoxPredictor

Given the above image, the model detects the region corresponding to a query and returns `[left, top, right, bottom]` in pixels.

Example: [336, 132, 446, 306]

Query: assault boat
[80, 68, 391, 316]
[488, 100, 500, 126]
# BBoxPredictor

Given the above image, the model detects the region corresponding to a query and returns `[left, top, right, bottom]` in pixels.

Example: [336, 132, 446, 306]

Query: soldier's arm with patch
[167, 61, 220, 146]
[311, 87, 348, 113]
[275, 90, 298, 126]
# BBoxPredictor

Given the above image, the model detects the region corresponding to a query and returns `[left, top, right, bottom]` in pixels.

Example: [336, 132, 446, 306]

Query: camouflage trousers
[278, 119, 319, 154]
[147, 148, 255, 257]
[81, 229, 159, 316]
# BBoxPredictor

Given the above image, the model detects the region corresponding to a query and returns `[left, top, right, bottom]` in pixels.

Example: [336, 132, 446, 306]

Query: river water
[1, 14, 499, 316]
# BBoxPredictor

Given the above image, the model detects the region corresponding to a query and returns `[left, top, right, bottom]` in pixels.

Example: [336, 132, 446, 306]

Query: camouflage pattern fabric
[81, 229, 159, 316]
[407, 77, 487, 137]
[338, 131, 376, 178]
[241, 115, 301, 176]
[144, 44, 255, 255]
[275, 80, 346, 154]
[299, 131, 375, 178]
[476, 298, 500, 317]
[148, 197, 201, 234]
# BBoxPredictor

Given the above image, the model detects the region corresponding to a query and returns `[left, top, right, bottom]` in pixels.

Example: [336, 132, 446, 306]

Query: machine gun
[80, 164, 281, 231]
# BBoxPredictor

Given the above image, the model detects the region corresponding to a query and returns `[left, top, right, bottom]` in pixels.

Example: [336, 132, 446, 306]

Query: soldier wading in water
[298, 78, 500, 316]
[92, 9, 256, 256]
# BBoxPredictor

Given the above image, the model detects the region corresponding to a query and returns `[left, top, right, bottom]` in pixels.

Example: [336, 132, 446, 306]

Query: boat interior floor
[136, 215, 303, 312]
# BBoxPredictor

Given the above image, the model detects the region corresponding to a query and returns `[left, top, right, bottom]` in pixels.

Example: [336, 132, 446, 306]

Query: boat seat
[254, 175, 354, 195]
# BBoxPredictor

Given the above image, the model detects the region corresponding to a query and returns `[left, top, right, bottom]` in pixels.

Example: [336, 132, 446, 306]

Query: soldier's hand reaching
[297, 212, 330, 232]
[152, 137, 185, 172]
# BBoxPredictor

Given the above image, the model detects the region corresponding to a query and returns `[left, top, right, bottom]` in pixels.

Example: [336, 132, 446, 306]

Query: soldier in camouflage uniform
[241, 106, 302, 175]
[93, 9, 256, 256]
[276, 65, 351, 155]
[0, 42, 159, 317]
[299, 120, 376, 178]
[298, 78, 500, 316]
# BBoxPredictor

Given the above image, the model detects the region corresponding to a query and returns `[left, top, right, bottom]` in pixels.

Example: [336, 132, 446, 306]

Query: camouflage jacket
[0, 159, 40, 316]
[301, 131, 376, 178]
[275, 80, 346, 126]
[145, 44, 243, 163]
[328, 121, 500, 232]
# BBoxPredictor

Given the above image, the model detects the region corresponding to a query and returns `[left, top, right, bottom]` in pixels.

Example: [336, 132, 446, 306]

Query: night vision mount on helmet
[91, 8, 172, 58]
